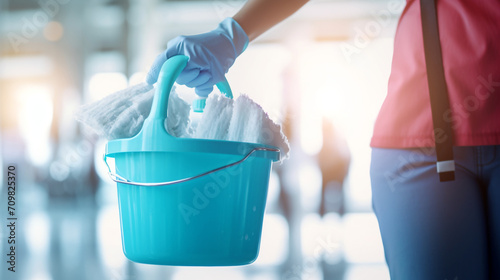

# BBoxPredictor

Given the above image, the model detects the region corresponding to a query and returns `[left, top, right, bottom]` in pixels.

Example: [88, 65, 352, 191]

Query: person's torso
[371, 0, 500, 148]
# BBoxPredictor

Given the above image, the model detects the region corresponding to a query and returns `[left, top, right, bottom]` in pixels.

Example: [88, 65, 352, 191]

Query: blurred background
[0, 0, 403, 279]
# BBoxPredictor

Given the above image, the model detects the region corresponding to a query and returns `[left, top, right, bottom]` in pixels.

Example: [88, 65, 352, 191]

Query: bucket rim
[105, 134, 280, 162]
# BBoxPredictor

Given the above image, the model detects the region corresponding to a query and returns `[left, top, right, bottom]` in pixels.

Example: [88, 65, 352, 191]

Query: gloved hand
[146, 17, 249, 97]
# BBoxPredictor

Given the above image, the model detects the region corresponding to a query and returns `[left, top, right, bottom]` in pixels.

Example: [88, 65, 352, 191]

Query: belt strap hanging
[420, 0, 455, 182]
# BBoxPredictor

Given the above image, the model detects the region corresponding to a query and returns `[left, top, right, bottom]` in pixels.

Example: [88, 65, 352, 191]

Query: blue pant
[370, 146, 500, 280]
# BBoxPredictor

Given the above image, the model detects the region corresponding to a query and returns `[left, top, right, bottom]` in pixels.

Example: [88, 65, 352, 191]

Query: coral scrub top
[370, 0, 500, 148]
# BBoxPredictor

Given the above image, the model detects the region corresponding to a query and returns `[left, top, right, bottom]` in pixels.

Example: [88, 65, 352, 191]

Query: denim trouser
[370, 145, 500, 280]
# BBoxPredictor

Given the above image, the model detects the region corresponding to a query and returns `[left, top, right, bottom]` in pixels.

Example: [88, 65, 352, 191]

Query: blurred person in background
[145, 0, 500, 279]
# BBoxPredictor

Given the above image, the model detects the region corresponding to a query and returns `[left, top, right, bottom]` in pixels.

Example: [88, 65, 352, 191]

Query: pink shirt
[371, 0, 500, 148]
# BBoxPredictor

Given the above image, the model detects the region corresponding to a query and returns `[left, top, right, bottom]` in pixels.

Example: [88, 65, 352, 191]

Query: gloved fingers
[194, 78, 216, 97]
[146, 36, 189, 85]
[176, 67, 200, 85]
[145, 52, 168, 85]
[165, 36, 186, 58]
[185, 70, 211, 88]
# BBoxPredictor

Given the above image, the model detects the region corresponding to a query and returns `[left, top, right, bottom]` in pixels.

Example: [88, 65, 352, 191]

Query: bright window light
[129, 71, 147, 86]
[296, 40, 393, 211]
[227, 44, 291, 121]
[88, 72, 127, 102]
[299, 106, 323, 156]
[0, 56, 53, 79]
[16, 84, 53, 166]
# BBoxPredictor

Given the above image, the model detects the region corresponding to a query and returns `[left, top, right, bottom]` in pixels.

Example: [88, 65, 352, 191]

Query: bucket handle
[150, 55, 233, 121]
[103, 147, 279, 187]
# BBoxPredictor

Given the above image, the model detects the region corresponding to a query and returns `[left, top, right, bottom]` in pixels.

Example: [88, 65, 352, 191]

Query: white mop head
[75, 82, 192, 139]
[197, 93, 290, 161]
[76, 85, 289, 160]
[195, 93, 234, 140]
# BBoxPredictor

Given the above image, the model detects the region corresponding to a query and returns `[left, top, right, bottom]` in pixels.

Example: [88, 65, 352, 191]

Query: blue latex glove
[146, 18, 249, 97]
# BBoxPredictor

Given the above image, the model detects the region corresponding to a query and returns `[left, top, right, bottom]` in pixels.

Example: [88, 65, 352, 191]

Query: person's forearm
[233, 0, 310, 42]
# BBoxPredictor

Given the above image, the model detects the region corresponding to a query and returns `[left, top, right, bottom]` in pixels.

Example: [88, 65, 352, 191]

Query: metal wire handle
[103, 147, 279, 187]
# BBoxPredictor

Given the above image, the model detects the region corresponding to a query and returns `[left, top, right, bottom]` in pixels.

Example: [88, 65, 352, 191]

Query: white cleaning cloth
[165, 87, 193, 138]
[231, 95, 290, 159]
[227, 95, 262, 143]
[76, 84, 289, 160]
[75, 83, 192, 139]
[75, 83, 153, 139]
[196, 93, 290, 160]
[195, 93, 233, 140]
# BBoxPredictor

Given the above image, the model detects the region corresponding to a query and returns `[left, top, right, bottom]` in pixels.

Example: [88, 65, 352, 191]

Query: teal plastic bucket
[104, 55, 280, 266]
